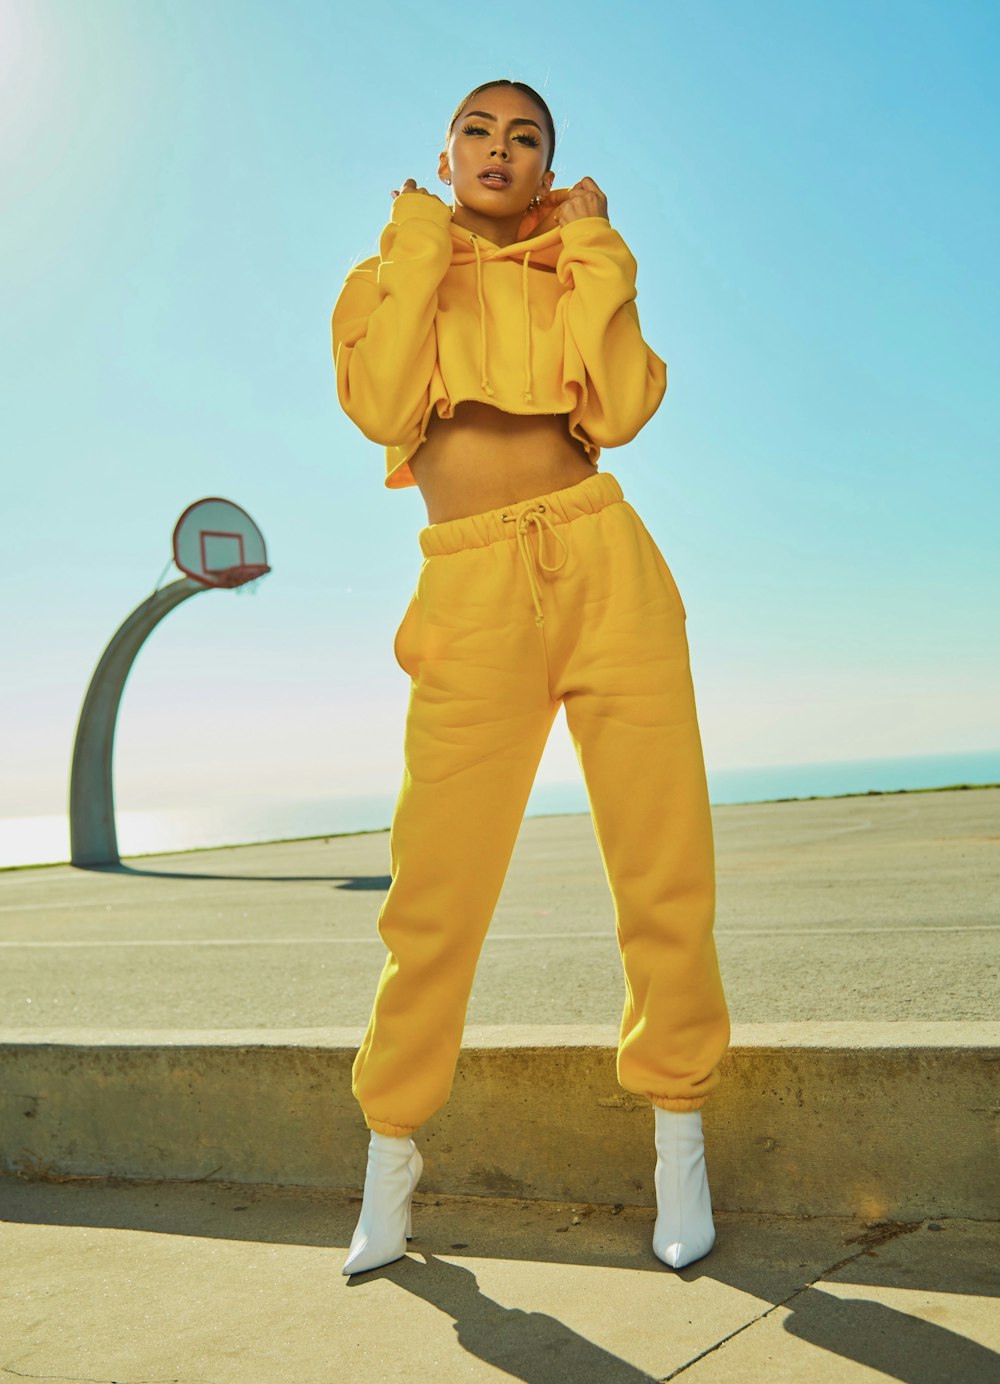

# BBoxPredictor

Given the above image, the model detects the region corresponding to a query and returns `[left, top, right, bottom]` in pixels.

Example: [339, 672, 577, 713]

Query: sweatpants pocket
[626, 508, 688, 620]
[393, 593, 420, 676]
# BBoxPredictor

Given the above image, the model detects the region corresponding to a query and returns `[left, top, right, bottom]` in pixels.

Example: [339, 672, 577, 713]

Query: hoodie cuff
[390, 191, 454, 228]
[557, 214, 637, 283]
[559, 214, 616, 245]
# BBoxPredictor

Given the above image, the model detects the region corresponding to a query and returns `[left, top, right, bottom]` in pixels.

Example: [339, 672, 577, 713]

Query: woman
[331, 79, 730, 1276]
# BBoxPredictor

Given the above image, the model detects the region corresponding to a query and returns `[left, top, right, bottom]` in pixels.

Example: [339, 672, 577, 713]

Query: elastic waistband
[418, 470, 624, 557]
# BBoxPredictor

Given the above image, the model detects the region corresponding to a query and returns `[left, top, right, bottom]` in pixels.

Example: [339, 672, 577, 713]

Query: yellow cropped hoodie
[331, 190, 667, 489]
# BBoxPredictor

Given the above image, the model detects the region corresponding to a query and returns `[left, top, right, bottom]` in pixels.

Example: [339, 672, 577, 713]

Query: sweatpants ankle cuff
[365, 1116, 419, 1137]
[650, 1096, 708, 1113]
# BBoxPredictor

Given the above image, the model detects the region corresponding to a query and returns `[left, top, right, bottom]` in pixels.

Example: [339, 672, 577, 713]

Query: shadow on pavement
[2, 1177, 996, 1383]
[73, 862, 392, 888]
[777, 1285, 1000, 1384]
[355, 1252, 659, 1383]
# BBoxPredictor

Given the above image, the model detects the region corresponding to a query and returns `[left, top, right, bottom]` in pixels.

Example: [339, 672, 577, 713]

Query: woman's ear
[437, 151, 451, 185]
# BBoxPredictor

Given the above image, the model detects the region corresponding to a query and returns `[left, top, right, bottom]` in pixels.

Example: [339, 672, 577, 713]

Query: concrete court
[1, 1178, 998, 1383]
[0, 786, 997, 1029]
[1, 788, 998, 1382]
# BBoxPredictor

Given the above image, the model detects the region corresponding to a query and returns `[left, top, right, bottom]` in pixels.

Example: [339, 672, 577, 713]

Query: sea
[2, 748, 997, 871]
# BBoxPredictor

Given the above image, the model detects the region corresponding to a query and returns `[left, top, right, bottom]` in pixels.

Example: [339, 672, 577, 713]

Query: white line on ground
[0, 925, 996, 947]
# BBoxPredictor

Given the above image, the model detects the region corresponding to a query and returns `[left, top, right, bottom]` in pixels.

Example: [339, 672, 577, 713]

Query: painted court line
[0, 925, 996, 948]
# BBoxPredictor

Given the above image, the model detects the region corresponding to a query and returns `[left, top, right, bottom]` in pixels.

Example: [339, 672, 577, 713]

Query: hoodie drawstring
[521, 252, 534, 402]
[471, 235, 494, 397]
[501, 503, 569, 627]
[469, 234, 535, 404]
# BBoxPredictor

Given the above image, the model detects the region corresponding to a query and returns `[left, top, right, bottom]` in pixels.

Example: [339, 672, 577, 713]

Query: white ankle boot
[652, 1107, 716, 1269]
[342, 1131, 423, 1276]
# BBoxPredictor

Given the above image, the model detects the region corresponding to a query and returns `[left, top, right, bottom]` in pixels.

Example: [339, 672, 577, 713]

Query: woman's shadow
[348, 1251, 659, 1384]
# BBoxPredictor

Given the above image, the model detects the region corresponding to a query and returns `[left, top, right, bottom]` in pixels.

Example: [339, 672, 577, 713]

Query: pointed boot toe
[654, 1229, 717, 1270]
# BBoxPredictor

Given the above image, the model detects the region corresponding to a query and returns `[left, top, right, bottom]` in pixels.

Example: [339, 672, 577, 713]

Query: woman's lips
[478, 168, 511, 188]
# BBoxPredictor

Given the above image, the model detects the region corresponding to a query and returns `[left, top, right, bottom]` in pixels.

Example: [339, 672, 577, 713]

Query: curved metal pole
[69, 577, 210, 867]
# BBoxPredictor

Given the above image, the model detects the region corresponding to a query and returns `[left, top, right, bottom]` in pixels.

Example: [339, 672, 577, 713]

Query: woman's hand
[558, 177, 609, 226]
[390, 177, 449, 209]
[516, 177, 609, 239]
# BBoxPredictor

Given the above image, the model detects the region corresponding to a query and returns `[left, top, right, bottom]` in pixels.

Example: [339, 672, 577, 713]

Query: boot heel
[406, 1145, 423, 1240]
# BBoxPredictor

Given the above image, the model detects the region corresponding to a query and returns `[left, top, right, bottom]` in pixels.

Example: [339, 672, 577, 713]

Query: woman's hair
[446, 80, 556, 172]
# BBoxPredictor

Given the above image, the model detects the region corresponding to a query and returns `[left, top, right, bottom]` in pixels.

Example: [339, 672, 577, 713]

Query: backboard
[172, 498, 270, 589]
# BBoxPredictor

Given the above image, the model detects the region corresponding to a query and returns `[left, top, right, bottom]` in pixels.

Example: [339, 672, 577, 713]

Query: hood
[447, 219, 564, 270]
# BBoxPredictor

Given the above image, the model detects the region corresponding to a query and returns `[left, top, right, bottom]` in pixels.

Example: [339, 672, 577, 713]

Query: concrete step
[2, 1021, 997, 1219]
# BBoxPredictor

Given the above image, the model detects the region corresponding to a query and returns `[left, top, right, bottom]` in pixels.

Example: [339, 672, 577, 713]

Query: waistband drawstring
[501, 503, 569, 627]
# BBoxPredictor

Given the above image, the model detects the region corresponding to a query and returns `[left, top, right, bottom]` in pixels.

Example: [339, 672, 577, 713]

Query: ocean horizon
[2, 747, 997, 871]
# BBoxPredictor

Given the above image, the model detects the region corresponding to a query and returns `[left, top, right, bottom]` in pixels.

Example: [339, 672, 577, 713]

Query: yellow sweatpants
[353, 469, 730, 1136]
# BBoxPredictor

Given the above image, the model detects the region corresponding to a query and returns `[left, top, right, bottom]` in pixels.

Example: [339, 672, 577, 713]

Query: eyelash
[460, 123, 540, 148]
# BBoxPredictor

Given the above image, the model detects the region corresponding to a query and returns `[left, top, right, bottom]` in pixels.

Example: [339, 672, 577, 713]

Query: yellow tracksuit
[331, 193, 730, 1135]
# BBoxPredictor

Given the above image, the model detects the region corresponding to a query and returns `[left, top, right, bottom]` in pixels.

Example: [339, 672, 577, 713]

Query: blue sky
[2, 0, 997, 821]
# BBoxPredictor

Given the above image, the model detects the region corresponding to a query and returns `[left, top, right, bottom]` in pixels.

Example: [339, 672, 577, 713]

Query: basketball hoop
[229, 564, 270, 596]
[213, 562, 271, 590]
[172, 499, 270, 591]
[70, 496, 273, 868]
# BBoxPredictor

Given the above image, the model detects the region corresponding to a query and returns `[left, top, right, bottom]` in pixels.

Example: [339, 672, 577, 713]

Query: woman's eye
[460, 124, 540, 149]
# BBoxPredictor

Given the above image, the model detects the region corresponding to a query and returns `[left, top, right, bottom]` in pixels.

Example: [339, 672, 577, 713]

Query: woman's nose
[489, 147, 509, 160]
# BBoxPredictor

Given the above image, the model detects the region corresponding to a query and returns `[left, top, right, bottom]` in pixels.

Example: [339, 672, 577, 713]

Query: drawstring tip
[481, 382, 495, 397]
[523, 390, 534, 402]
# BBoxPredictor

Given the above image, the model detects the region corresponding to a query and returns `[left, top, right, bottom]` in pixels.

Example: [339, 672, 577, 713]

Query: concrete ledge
[1, 1023, 997, 1220]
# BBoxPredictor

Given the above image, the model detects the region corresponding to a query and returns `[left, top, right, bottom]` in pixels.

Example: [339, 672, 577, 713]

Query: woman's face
[439, 86, 554, 216]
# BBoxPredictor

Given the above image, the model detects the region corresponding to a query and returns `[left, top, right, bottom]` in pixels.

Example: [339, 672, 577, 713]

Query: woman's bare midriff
[409, 401, 597, 524]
